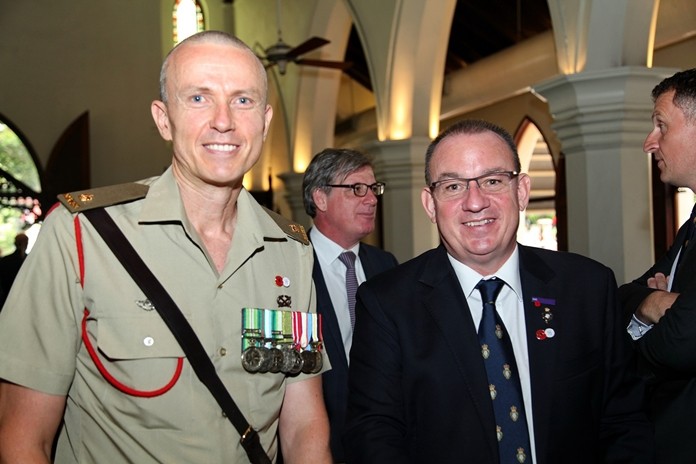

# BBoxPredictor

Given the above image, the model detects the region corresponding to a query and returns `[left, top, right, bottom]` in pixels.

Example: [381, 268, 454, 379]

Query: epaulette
[58, 182, 149, 213]
[263, 207, 309, 246]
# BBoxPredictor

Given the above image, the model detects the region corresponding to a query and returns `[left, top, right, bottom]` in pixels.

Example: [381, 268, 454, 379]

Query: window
[0, 121, 42, 255]
[173, 0, 205, 45]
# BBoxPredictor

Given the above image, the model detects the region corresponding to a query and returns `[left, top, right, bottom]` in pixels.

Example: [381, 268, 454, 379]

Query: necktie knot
[476, 278, 505, 305]
[338, 251, 357, 269]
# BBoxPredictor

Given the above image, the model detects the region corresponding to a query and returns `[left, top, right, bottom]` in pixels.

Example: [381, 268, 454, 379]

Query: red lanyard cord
[74, 215, 183, 397]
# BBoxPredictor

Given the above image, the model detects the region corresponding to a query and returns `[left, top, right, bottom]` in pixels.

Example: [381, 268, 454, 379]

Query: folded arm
[637, 284, 696, 372]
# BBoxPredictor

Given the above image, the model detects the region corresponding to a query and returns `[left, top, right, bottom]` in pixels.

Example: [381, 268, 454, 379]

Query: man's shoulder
[519, 245, 614, 280]
[360, 241, 394, 257]
[359, 242, 399, 269]
[57, 182, 149, 213]
[261, 207, 309, 246]
[362, 247, 437, 286]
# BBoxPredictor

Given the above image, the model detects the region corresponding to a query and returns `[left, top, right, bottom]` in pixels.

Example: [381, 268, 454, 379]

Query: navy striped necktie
[338, 251, 358, 329]
[477, 278, 531, 464]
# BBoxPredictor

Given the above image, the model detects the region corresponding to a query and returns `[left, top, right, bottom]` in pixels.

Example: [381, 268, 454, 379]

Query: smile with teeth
[206, 143, 238, 152]
[464, 218, 494, 227]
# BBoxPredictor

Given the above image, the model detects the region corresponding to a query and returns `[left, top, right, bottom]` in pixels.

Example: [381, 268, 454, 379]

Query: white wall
[0, 0, 171, 187]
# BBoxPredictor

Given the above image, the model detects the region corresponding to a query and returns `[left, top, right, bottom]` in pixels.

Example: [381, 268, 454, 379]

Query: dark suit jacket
[313, 241, 397, 462]
[620, 215, 696, 463]
[345, 244, 654, 464]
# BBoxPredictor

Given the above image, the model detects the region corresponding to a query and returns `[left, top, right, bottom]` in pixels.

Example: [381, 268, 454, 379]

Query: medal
[241, 346, 266, 373]
[241, 307, 324, 374]
[268, 347, 284, 373]
[282, 347, 304, 374]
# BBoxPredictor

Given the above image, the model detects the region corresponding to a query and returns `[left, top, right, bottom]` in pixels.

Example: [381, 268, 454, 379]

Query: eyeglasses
[325, 182, 386, 197]
[429, 171, 519, 201]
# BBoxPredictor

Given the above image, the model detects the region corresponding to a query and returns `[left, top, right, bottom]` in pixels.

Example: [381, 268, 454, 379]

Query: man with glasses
[344, 119, 653, 463]
[302, 148, 398, 462]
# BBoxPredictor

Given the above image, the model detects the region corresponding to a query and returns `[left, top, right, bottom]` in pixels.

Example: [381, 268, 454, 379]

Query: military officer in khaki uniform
[0, 31, 331, 463]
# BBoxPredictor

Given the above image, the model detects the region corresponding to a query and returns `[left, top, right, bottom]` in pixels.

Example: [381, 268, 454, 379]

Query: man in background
[302, 148, 397, 462]
[0, 232, 28, 309]
[620, 67, 696, 463]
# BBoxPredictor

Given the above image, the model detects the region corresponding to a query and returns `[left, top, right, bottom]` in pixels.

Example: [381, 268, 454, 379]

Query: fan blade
[296, 59, 353, 70]
[287, 37, 329, 58]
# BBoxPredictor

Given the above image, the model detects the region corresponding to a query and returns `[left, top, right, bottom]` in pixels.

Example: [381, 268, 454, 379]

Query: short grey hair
[302, 148, 374, 218]
[424, 119, 521, 185]
[652, 68, 696, 123]
[158, 31, 267, 103]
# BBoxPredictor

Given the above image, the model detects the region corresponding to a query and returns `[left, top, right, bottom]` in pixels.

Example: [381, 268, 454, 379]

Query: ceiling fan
[258, 0, 352, 75]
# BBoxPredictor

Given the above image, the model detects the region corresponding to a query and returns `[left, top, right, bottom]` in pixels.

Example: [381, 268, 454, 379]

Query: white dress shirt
[310, 227, 367, 363]
[448, 246, 537, 463]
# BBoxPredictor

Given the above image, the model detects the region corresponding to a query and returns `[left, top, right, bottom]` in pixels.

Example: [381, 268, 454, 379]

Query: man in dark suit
[344, 119, 654, 463]
[0, 232, 28, 309]
[620, 68, 696, 463]
[302, 148, 398, 462]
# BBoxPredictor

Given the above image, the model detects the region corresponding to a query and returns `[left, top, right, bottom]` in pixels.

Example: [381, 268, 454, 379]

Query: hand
[647, 272, 670, 291]
[635, 287, 678, 325]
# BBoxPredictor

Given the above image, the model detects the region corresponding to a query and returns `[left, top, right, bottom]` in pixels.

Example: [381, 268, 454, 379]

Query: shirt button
[219, 347, 227, 356]
[143, 337, 154, 347]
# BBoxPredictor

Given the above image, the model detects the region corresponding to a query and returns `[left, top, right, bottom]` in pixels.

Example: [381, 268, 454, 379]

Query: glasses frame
[325, 182, 386, 197]
[429, 171, 519, 200]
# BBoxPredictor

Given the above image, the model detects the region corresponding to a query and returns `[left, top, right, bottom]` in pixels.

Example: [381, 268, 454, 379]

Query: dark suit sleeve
[636, 283, 696, 373]
[618, 221, 685, 324]
[619, 221, 696, 372]
[344, 282, 409, 463]
[599, 269, 656, 462]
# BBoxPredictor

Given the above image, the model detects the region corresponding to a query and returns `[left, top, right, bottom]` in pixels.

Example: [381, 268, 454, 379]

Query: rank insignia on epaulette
[263, 207, 309, 245]
[58, 182, 149, 213]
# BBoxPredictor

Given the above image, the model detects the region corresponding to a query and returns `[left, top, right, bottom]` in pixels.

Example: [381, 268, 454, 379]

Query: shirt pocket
[86, 316, 193, 430]
[97, 315, 185, 360]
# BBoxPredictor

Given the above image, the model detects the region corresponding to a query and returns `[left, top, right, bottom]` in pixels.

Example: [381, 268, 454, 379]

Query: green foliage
[0, 123, 42, 255]
[0, 124, 41, 192]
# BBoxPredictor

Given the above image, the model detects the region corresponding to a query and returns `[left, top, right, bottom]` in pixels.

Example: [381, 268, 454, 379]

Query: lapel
[518, 245, 558, 463]
[358, 245, 377, 278]
[673, 216, 696, 292]
[311, 248, 349, 369]
[420, 246, 498, 457]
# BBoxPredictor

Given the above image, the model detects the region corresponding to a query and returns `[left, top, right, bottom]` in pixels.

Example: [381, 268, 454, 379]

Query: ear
[421, 187, 437, 224]
[262, 104, 274, 141]
[312, 188, 328, 213]
[151, 100, 172, 141]
[516, 173, 531, 211]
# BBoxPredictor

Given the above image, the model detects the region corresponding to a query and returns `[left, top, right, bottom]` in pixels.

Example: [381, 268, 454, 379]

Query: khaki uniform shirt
[0, 168, 324, 463]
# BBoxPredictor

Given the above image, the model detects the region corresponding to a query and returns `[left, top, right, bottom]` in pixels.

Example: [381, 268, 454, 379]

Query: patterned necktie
[477, 278, 531, 464]
[338, 251, 358, 329]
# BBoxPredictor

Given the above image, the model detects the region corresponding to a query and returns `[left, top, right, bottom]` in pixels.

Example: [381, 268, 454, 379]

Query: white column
[535, 66, 674, 282]
[363, 137, 438, 263]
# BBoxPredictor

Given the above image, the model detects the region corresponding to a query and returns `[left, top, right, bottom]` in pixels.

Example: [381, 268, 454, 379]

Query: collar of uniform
[138, 166, 186, 224]
[136, 168, 286, 244]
